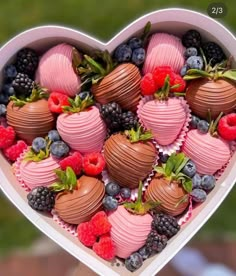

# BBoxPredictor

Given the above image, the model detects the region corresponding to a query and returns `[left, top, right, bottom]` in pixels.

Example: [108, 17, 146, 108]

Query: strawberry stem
[124, 125, 153, 143]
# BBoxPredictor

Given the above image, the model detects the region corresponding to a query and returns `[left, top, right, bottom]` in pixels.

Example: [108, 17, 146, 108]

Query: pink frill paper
[137, 96, 191, 155]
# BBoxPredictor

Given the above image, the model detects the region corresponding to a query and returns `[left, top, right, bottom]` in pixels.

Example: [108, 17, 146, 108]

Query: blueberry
[190, 115, 200, 129]
[184, 47, 198, 58]
[128, 37, 142, 50]
[0, 104, 6, 116]
[125, 258, 136, 272]
[159, 152, 169, 163]
[32, 137, 47, 153]
[2, 83, 15, 96]
[120, 187, 131, 199]
[197, 120, 209, 134]
[201, 175, 215, 191]
[192, 173, 202, 189]
[105, 182, 120, 196]
[131, 47, 145, 66]
[102, 196, 118, 211]
[50, 141, 69, 158]
[138, 246, 151, 260]
[182, 160, 197, 178]
[78, 91, 91, 100]
[190, 188, 207, 203]
[0, 93, 9, 105]
[114, 44, 132, 63]
[4, 65, 17, 80]
[126, 252, 143, 271]
[48, 130, 60, 142]
[186, 56, 204, 70]
[180, 65, 189, 76]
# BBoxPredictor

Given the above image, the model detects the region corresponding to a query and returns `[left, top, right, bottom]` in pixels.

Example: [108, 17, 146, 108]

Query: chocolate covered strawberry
[104, 126, 156, 189]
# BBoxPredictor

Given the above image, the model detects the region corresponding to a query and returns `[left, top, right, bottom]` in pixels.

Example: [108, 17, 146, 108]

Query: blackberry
[120, 111, 138, 130]
[202, 42, 226, 66]
[182, 30, 201, 48]
[16, 48, 39, 76]
[12, 73, 34, 97]
[100, 102, 122, 132]
[145, 229, 168, 254]
[152, 213, 180, 238]
[27, 186, 55, 212]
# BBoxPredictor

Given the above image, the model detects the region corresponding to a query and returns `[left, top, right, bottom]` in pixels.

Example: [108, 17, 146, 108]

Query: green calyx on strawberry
[154, 152, 192, 193]
[72, 48, 115, 85]
[10, 83, 49, 107]
[24, 137, 51, 162]
[206, 110, 224, 137]
[62, 94, 94, 113]
[183, 50, 236, 82]
[124, 125, 153, 143]
[123, 181, 160, 215]
[50, 166, 77, 192]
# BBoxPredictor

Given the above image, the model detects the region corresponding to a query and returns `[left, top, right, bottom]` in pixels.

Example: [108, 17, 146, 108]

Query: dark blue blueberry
[197, 120, 209, 134]
[48, 130, 60, 142]
[182, 160, 197, 178]
[138, 246, 151, 260]
[105, 182, 121, 196]
[190, 115, 200, 129]
[2, 83, 15, 96]
[126, 252, 143, 271]
[125, 258, 136, 272]
[186, 56, 204, 70]
[102, 196, 118, 211]
[78, 91, 91, 101]
[184, 47, 198, 58]
[128, 37, 142, 50]
[180, 65, 189, 76]
[0, 93, 9, 105]
[159, 152, 169, 163]
[0, 104, 6, 116]
[192, 173, 202, 189]
[190, 188, 207, 203]
[32, 137, 47, 153]
[201, 175, 215, 191]
[50, 141, 69, 158]
[131, 47, 145, 66]
[120, 187, 131, 199]
[4, 65, 17, 80]
[114, 44, 132, 63]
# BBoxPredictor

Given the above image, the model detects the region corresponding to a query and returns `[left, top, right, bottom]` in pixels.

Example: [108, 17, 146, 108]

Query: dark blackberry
[16, 48, 39, 76]
[120, 111, 138, 130]
[145, 229, 168, 254]
[152, 213, 180, 238]
[27, 186, 55, 212]
[100, 102, 122, 132]
[12, 73, 34, 97]
[182, 30, 201, 48]
[202, 41, 226, 66]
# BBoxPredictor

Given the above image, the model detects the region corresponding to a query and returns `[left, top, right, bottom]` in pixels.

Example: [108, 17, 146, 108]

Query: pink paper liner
[137, 96, 192, 155]
[177, 197, 193, 226]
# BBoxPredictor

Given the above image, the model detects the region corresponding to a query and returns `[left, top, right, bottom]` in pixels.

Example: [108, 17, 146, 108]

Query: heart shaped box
[0, 8, 236, 276]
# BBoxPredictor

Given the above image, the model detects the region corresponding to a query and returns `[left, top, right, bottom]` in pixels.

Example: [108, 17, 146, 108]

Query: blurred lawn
[0, 0, 236, 255]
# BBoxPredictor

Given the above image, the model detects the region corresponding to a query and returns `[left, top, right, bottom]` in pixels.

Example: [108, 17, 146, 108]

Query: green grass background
[0, 0, 236, 255]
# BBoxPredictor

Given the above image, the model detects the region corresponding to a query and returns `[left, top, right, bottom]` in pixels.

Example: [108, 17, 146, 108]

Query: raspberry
[59, 151, 83, 175]
[48, 92, 70, 113]
[3, 140, 27, 162]
[170, 74, 186, 92]
[152, 66, 175, 89]
[77, 222, 96, 247]
[218, 113, 236, 141]
[0, 126, 15, 149]
[93, 234, 116, 260]
[83, 152, 105, 176]
[140, 73, 157, 96]
[90, 211, 111, 236]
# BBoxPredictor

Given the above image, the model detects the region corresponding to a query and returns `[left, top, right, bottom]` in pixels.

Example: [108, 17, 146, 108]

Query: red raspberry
[153, 66, 173, 76]
[93, 234, 116, 260]
[170, 73, 186, 92]
[59, 151, 83, 175]
[153, 66, 175, 89]
[0, 126, 15, 149]
[90, 211, 111, 236]
[3, 140, 28, 162]
[77, 221, 96, 247]
[48, 92, 70, 113]
[218, 113, 236, 141]
[140, 73, 157, 96]
[83, 152, 105, 176]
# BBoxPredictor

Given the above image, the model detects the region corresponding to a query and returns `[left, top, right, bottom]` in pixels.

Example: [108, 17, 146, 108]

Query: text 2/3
[207, 3, 227, 18]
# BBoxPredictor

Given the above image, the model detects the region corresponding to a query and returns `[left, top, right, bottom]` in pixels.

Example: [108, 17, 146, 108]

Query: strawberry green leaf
[182, 179, 192, 193]
[165, 153, 176, 177]
[154, 166, 165, 175]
